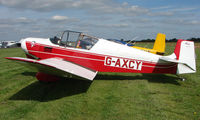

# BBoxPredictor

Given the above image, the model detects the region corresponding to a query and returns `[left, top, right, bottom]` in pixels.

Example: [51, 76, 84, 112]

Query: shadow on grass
[21, 72, 36, 77]
[10, 72, 179, 102]
[95, 73, 180, 85]
[10, 78, 92, 102]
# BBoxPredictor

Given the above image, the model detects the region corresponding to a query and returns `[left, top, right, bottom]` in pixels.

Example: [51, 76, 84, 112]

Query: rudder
[174, 40, 196, 74]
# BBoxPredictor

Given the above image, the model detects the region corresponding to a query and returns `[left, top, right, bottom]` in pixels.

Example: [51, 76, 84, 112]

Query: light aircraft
[6, 30, 196, 82]
[1, 41, 18, 48]
[108, 33, 166, 55]
[107, 39, 134, 46]
[132, 33, 166, 55]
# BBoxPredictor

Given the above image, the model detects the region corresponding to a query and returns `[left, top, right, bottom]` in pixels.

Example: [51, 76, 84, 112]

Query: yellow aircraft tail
[152, 33, 166, 55]
[132, 33, 166, 55]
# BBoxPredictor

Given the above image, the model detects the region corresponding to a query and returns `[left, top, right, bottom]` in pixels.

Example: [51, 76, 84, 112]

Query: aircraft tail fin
[174, 39, 196, 74]
[160, 39, 196, 74]
[152, 33, 166, 55]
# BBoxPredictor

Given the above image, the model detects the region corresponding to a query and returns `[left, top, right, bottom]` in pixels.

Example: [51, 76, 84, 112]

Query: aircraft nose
[21, 39, 28, 53]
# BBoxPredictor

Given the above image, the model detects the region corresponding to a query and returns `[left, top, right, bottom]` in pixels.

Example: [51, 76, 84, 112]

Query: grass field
[0, 42, 199, 120]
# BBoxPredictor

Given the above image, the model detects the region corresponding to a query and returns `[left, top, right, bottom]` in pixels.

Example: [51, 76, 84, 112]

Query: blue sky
[0, 0, 200, 41]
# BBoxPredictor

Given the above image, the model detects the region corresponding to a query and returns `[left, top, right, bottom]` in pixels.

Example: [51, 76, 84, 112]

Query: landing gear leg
[36, 72, 60, 82]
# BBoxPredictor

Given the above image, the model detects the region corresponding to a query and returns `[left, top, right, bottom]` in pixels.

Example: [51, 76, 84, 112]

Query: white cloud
[161, 19, 200, 25]
[0, 17, 34, 25]
[49, 15, 79, 23]
[16, 17, 33, 24]
[89, 23, 130, 28]
[0, 0, 149, 16]
[0, 0, 199, 40]
[188, 20, 200, 25]
[148, 11, 174, 16]
[122, 2, 128, 6]
[171, 7, 197, 12]
[17, 17, 28, 20]
[151, 6, 172, 10]
[121, 18, 150, 23]
[108, 23, 129, 28]
[31, 30, 41, 33]
[0, 24, 12, 28]
[51, 15, 69, 21]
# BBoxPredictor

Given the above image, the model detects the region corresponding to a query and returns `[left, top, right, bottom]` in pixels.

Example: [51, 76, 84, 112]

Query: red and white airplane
[6, 30, 196, 82]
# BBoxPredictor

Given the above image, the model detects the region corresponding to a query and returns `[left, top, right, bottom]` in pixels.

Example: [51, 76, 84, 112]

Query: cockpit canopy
[50, 30, 98, 50]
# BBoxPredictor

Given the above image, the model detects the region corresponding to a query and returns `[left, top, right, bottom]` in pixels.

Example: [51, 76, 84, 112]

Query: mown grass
[0, 43, 199, 120]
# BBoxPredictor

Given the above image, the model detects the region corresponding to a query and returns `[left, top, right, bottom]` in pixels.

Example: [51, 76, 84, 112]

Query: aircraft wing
[6, 57, 97, 81]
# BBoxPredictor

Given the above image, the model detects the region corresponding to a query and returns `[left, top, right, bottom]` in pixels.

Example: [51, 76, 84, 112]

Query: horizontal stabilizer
[160, 54, 180, 63]
[160, 55, 195, 71]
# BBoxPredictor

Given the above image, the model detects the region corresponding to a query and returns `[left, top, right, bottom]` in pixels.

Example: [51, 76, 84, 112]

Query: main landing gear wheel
[36, 72, 61, 83]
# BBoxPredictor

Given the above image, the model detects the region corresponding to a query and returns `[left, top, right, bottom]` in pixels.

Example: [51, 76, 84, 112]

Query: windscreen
[50, 30, 98, 50]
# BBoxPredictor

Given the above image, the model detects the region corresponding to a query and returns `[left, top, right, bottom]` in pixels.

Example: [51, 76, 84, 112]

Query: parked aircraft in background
[132, 33, 166, 55]
[108, 33, 166, 55]
[107, 39, 134, 46]
[1, 41, 18, 48]
[6, 30, 196, 82]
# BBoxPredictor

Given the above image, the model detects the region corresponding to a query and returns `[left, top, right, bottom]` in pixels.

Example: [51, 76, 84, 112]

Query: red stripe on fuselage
[26, 41, 177, 74]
